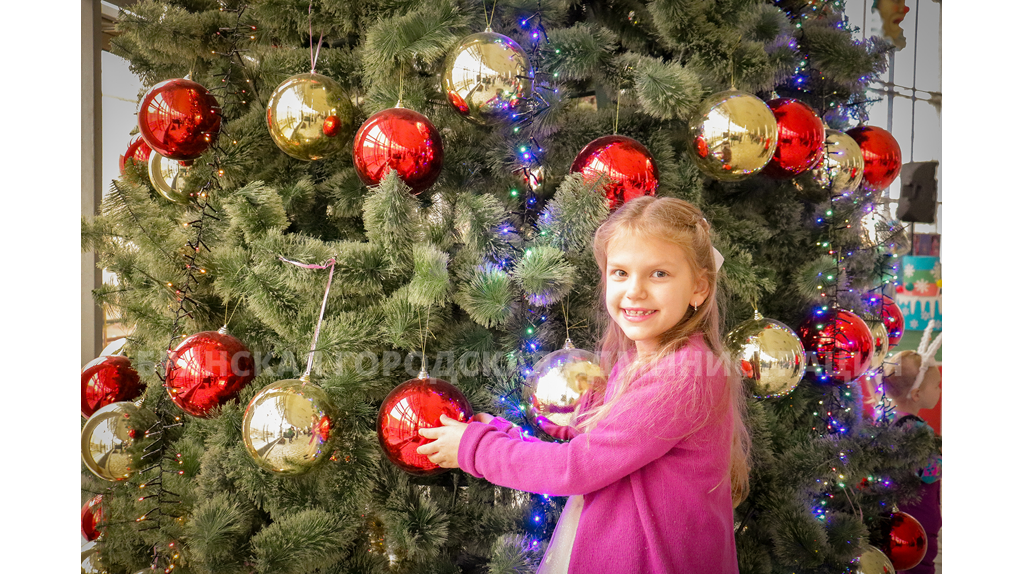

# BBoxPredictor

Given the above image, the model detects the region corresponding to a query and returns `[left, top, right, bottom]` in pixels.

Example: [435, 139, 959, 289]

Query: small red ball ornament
[138, 78, 221, 161]
[119, 137, 153, 174]
[880, 511, 927, 570]
[862, 294, 905, 348]
[353, 107, 444, 195]
[846, 126, 902, 192]
[570, 135, 658, 210]
[797, 308, 874, 384]
[81, 495, 104, 541]
[377, 376, 473, 476]
[165, 328, 256, 417]
[82, 355, 143, 419]
[761, 99, 825, 179]
[322, 115, 341, 137]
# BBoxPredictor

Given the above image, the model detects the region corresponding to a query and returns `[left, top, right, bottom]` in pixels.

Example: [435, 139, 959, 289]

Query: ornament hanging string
[279, 256, 337, 381]
[308, 1, 325, 73]
[483, 0, 498, 30]
[418, 306, 432, 377]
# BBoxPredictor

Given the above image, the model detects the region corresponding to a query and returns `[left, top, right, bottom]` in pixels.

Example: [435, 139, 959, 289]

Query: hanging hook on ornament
[308, 0, 325, 73]
[278, 255, 337, 382]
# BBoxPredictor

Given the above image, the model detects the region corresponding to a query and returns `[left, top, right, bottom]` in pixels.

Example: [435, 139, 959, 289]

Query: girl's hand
[417, 415, 469, 468]
[471, 412, 495, 424]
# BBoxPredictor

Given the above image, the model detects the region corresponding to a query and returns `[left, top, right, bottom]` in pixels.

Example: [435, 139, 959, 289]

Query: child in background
[418, 197, 751, 574]
[880, 324, 942, 574]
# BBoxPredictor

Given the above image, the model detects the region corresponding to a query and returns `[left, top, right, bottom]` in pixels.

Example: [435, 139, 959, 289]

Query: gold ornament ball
[267, 73, 355, 161]
[686, 89, 778, 181]
[724, 312, 806, 399]
[82, 540, 106, 574]
[148, 153, 190, 204]
[242, 378, 334, 475]
[81, 401, 136, 481]
[854, 544, 896, 574]
[809, 129, 865, 193]
[522, 342, 605, 440]
[867, 320, 890, 370]
[443, 31, 534, 125]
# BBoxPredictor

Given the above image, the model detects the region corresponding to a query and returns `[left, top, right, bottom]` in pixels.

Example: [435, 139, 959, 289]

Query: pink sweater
[458, 336, 739, 574]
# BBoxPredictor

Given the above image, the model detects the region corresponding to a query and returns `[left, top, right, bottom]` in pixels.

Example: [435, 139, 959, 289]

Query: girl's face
[604, 231, 709, 356]
[918, 366, 941, 410]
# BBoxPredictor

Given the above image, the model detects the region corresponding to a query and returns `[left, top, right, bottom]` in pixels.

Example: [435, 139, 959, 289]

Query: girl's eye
[611, 269, 626, 277]
[653, 270, 668, 278]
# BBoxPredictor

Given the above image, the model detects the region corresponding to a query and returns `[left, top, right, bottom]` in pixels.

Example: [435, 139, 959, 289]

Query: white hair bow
[907, 319, 942, 398]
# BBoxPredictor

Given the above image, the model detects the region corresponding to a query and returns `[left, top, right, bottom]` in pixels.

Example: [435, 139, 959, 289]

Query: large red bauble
[352, 107, 444, 195]
[82, 355, 143, 419]
[377, 376, 473, 476]
[846, 126, 902, 192]
[81, 495, 104, 541]
[797, 308, 874, 384]
[119, 137, 153, 174]
[165, 329, 256, 417]
[881, 511, 927, 570]
[138, 78, 221, 161]
[862, 293, 905, 348]
[761, 99, 825, 179]
[570, 135, 658, 210]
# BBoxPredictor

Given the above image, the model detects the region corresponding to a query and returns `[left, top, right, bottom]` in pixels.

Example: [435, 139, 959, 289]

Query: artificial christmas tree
[83, 1, 939, 572]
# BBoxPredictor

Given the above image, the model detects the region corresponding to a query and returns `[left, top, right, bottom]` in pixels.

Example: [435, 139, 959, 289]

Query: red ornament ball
[138, 78, 221, 161]
[322, 115, 342, 137]
[862, 294, 905, 348]
[797, 308, 874, 384]
[82, 355, 143, 419]
[846, 126, 902, 192]
[570, 135, 658, 210]
[81, 495, 104, 541]
[353, 107, 444, 195]
[165, 329, 256, 417]
[881, 511, 927, 570]
[119, 137, 153, 174]
[761, 99, 825, 179]
[377, 376, 473, 476]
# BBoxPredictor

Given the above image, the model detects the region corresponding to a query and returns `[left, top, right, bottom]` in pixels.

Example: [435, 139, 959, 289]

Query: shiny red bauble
[881, 511, 927, 570]
[353, 107, 444, 195]
[761, 99, 825, 179]
[81, 495, 104, 541]
[377, 376, 473, 476]
[570, 135, 658, 210]
[797, 308, 874, 384]
[138, 78, 221, 161]
[846, 126, 902, 192]
[119, 136, 153, 174]
[862, 293, 905, 348]
[82, 355, 143, 418]
[165, 329, 256, 417]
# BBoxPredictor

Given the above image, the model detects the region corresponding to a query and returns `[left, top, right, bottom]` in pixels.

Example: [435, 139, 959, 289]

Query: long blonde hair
[578, 196, 751, 506]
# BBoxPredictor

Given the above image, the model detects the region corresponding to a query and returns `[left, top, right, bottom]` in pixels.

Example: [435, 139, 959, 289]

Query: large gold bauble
[809, 129, 865, 193]
[81, 402, 135, 481]
[148, 153, 190, 204]
[867, 320, 890, 370]
[854, 544, 896, 574]
[724, 312, 806, 399]
[267, 73, 355, 161]
[686, 89, 778, 181]
[859, 204, 910, 255]
[242, 378, 333, 475]
[443, 31, 534, 125]
[82, 540, 105, 574]
[522, 340, 605, 441]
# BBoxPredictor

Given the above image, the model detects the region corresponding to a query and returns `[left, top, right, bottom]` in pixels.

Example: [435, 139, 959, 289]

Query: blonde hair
[881, 350, 925, 398]
[578, 196, 751, 506]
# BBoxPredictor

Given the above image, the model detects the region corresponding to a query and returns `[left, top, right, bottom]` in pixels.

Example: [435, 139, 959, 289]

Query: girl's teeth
[624, 309, 653, 316]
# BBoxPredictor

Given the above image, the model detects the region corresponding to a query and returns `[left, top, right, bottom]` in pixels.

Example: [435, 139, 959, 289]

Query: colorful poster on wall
[895, 255, 941, 330]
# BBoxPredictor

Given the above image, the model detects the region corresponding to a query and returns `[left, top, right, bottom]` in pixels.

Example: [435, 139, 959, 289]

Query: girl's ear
[691, 273, 711, 308]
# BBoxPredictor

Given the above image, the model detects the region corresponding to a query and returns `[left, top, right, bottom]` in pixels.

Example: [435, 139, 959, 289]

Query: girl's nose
[625, 278, 646, 299]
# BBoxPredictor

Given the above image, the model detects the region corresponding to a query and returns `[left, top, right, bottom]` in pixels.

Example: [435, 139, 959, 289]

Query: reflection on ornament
[443, 31, 534, 125]
[863, 294, 904, 348]
[522, 340, 605, 440]
[724, 311, 806, 399]
[352, 107, 444, 195]
[881, 511, 927, 570]
[148, 153, 191, 204]
[809, 130, 864, 194]
[686, 89, 778, 181]
[81, 402, 136, 481]
[797, 308, 874, 384]
[82, 540, 103, 574]
[120, 136, 153, 174]
[242, 378, 334, 475]
[866, 320, 889, 370]
[266, 73, 355, 161]
[377, 375, 472, 476]
[570, 135, 658, 210]
[854, 544, 896, 574]
[82, 494, 104, 541]
[138, 78, 221, 160]
[164, 328, 256, 417]
[762, 98, 825, 179]
[847, 126, 902, 192]
[82, 355, 142, 418]
[859, 204, 909, 255]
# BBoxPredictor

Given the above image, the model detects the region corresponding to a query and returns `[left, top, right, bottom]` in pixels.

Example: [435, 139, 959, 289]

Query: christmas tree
[81, 1, 940, 573]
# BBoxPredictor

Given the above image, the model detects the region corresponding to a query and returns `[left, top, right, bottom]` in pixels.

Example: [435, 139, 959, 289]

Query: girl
[418, 197, 751, 574]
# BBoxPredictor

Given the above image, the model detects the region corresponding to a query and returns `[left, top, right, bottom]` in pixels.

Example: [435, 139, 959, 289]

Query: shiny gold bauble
[860, 204, 910, 255]
[809, 129, 865, 193]
[82, 540, 106, 574]
[867, 320, 890, 370]
[443, 31, 534, 125]
[686, 89, 778, 181]
[267, 72, 355, 161]
[148, 153, 190, 204]
[854, 544, 896, 574]
[724, 311, 806, 399]
[242, 378, 334, 475]
[81, 401, 136, 481]
[522, 340, 605, 440]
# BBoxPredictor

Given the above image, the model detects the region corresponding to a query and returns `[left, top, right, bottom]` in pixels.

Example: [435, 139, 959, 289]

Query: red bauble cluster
[797, 308, 874, 384]
[377, 376, 473, 476]
[761, 99, 825, 179]
[138, 78, 221, 161]
[82, 355, 143, 418]
[353, 107, 444, 195]
[863, 293, 905, 348]
[847, 126, 902, 192]
[119, 137, 153, 174]
[81, 495, 104, 541]
[165, 330, 256, 417]
[570, 135, 658, 210]
[881, 511, 927, 570]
